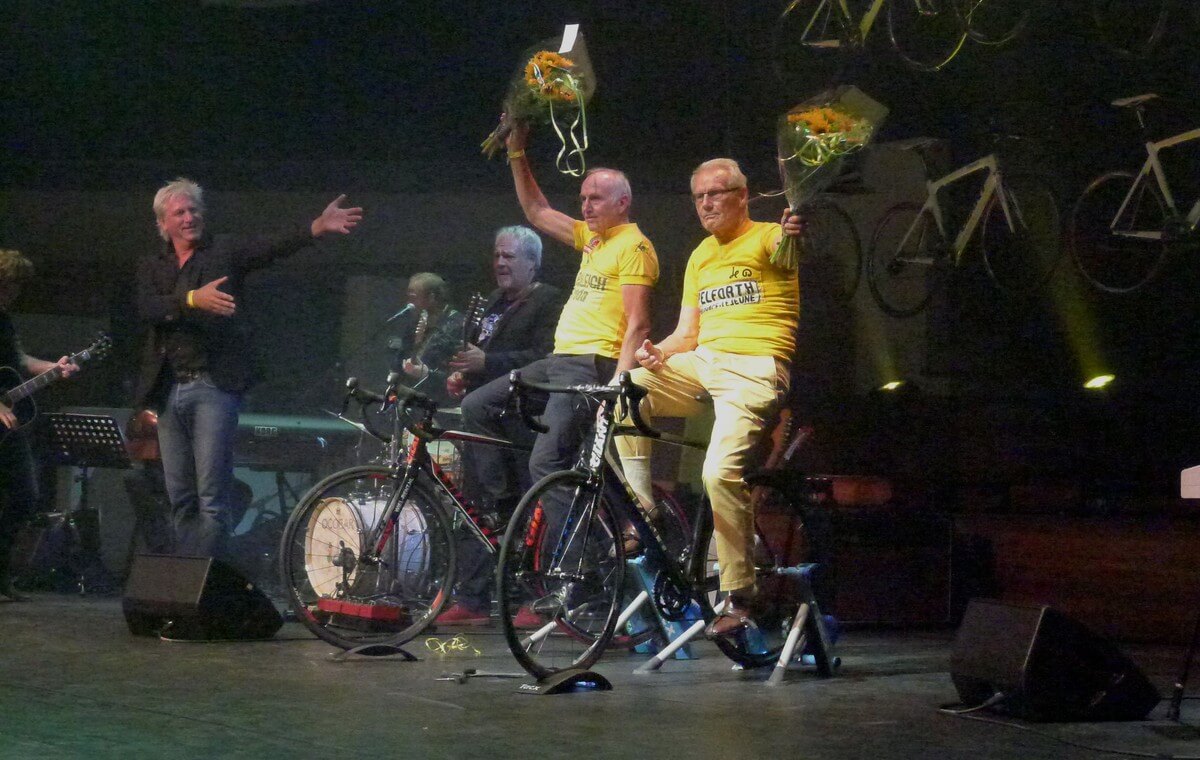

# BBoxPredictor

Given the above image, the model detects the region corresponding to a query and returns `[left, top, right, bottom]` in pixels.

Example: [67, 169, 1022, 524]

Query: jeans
[158, 374, 241, 558]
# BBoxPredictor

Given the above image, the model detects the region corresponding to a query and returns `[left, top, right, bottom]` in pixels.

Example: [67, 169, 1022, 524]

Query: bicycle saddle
[1111, 93, 1159, 109]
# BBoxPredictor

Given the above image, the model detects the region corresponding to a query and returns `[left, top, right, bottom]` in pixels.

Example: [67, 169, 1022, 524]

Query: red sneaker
[435, 602, 489, 626]
[512, 605, 545, 630]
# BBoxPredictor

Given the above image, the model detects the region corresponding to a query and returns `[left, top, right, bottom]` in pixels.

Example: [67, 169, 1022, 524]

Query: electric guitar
[0, 333, 113, 443]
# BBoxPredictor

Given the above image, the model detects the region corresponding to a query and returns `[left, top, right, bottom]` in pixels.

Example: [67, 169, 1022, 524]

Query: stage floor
[1, 595, 1197, 759]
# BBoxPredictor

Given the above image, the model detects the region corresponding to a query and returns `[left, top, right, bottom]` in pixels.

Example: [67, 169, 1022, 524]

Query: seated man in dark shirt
[436, 225, 563, 625]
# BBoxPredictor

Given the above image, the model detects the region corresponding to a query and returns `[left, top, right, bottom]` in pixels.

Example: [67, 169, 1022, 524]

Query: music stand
[44, 413, 131, 593]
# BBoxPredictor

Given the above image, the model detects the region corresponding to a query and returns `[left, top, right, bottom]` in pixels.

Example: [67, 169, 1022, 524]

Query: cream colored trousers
[615, 345, 789, 592]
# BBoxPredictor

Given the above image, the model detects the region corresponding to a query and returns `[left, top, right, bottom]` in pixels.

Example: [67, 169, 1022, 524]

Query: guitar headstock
[463, 292, 486, 346]
[72, 332, 114, 366]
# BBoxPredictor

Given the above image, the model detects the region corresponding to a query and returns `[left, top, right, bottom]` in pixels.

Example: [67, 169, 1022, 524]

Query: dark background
[3, 0, 1200, 502]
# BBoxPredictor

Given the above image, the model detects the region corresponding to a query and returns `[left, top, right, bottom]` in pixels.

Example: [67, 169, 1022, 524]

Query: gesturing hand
[312, 194, 364, 237]
[192, 276, 236, 317]
[634, 339, 664, 371]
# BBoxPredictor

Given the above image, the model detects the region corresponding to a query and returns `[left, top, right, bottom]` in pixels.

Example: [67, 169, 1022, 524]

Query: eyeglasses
[691, 187, 742, 203]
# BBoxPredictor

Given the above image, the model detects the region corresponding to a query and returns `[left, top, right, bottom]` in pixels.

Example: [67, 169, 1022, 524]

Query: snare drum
[303, 494, 431, 597]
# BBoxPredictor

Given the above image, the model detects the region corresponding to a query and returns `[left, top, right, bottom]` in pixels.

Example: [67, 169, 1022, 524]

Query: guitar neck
[2, 365, 64, 406]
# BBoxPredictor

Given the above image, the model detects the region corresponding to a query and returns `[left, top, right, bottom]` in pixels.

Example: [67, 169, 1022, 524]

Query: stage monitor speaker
[122, 553, 283, 640]
[951, 599, 1160, 721]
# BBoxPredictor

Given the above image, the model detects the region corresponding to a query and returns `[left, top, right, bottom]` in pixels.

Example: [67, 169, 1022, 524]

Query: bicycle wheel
[980, 172, 1061, 296]
[801, 197, 863, 305]
[278, 465, 455, 650]
[1069, 171, 1170, 294]
[888, 0, 970, 72]
[961, 0, 1030, 46]
[867, 202, 948, 317]
[1092, 0, 1169, 58]
[496, 470, 624, 679]
[772, 0, 856, 91]
[694, 514, 791, 670]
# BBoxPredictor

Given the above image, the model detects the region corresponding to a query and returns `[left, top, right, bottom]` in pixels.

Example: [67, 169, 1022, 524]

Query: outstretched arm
[506, 122, 577, 247]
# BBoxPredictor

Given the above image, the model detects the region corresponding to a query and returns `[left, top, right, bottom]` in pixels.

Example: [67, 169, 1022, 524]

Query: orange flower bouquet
[481, 25, 596, 177]
[773, 86, 886, 269]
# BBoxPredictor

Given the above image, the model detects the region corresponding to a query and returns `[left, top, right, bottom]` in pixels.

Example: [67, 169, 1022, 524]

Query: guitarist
[0, 249, 79, 602]
[437, 226, 564, 626]
[446, 226, 563, 399]
[388, 272, 464, 404]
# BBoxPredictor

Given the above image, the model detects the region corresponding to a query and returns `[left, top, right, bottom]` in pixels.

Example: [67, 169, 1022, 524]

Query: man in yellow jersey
[458, 120, 657, 534]
[617, 158, 804, 639]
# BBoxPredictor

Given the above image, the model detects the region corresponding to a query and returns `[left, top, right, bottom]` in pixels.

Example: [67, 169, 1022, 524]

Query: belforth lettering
[697, 279, 762, 312]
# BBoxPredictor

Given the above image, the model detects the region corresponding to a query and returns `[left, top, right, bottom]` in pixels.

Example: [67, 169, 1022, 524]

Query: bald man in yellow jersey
[617, 158, 804, 639]
[458, 120, 658, 527]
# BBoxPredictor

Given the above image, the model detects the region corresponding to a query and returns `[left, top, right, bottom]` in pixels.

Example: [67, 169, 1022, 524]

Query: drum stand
[45, 413, 131, 593]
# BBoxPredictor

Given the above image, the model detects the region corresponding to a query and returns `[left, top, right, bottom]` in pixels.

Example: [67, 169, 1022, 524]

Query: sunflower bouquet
[772, 86, 886, 270]
[480, 25, 596, 177]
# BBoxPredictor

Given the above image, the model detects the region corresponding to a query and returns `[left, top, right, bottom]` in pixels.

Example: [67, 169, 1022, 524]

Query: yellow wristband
[506, 149, 526, 161]
[186, 290, 196, 308]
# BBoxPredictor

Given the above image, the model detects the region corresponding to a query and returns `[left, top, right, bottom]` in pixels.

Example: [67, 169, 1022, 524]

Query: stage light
[879, 381, 905, 391]
[1084, 374, 1115, 390]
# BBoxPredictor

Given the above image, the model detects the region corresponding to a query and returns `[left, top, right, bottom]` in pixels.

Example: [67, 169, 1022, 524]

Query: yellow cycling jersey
[554, 221, 659, 357]
[682, 220, 799, 360]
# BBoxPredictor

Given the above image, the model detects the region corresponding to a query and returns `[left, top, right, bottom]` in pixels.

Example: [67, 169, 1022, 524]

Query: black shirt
[0, 312, 21, 374]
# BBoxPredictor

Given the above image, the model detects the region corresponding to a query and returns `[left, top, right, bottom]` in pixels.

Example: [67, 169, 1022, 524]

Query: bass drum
[303, 493, 432, 598]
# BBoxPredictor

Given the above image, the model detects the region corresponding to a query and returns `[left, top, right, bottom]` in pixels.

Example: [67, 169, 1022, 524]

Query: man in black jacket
[135, 178, 361, 559]
[436, 225, 563, 624]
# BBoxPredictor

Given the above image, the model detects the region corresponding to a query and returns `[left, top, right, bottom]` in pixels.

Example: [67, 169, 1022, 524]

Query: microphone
[385, 303, 415, 323]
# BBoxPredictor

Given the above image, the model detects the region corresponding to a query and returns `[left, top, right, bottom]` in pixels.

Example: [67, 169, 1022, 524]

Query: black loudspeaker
[951, 599, 1160, 721]
[122, 554, 283, 640]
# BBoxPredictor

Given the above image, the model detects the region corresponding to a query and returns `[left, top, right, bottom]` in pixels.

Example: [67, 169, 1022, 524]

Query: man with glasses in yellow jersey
[617, 158, 805, 639]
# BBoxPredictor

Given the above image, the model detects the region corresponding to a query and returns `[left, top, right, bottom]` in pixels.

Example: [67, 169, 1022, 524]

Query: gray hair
[585, 167, 633, 206]
[691, 158, 748, 191]
[495, 225, 543, 269]
[153, 178, 205, 240]
[408, 272, 447, 303]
